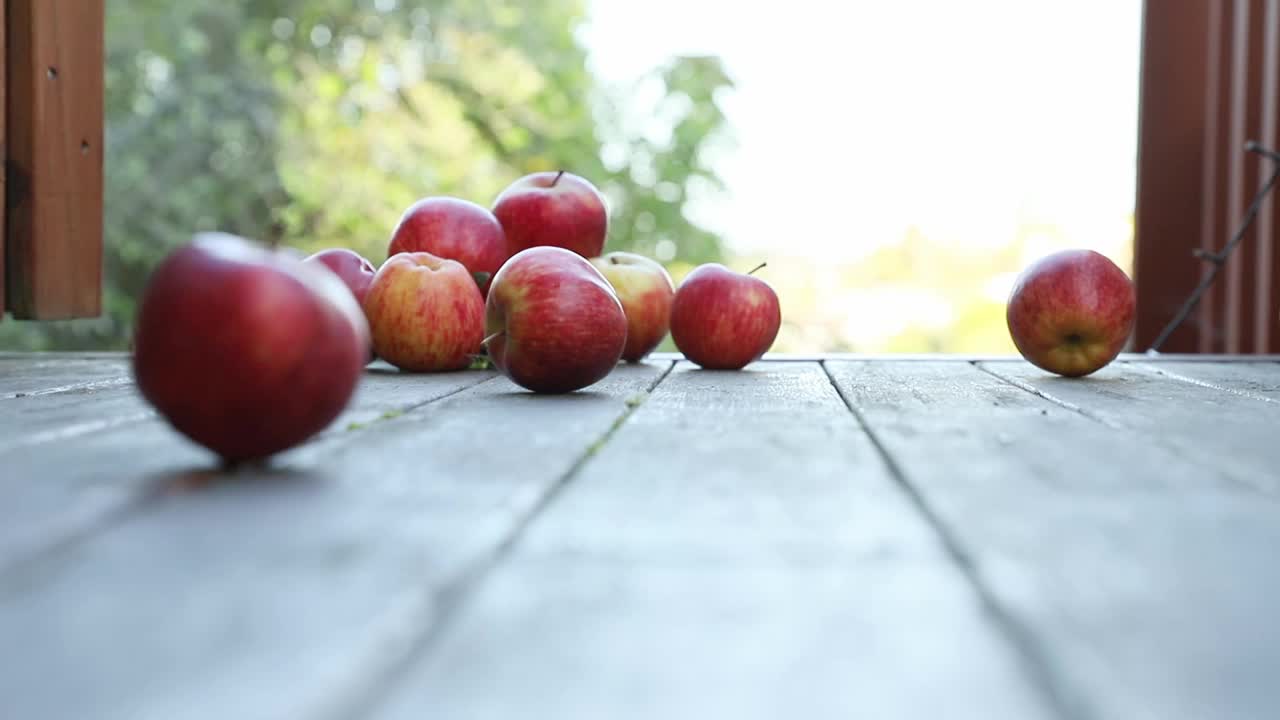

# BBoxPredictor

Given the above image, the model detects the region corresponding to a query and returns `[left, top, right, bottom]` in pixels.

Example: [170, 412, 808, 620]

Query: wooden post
[4, 0, 104, 320]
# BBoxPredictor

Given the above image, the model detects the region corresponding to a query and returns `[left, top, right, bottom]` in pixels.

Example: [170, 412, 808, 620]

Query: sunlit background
[587, 0, 1142, 353]
[0, 0, 1142, 353]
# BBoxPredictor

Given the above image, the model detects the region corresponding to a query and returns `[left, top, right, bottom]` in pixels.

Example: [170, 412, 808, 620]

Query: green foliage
[1, 0, 730, 350]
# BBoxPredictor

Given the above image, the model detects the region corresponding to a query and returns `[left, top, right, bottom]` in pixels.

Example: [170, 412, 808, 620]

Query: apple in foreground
[485, 246, 627, 393]
[590, 251, 675, 362]
[670, 263, 781, 370]
[492, 171, 609, 259]
[388, 197, 508, 296]
[132, 233, 369, 463]
[364, 251, 485, 372]
[1006, 249, 1136, 377]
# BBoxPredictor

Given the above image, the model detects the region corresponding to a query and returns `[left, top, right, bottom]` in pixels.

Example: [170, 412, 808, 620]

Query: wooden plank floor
[0, 353, 1278, 720]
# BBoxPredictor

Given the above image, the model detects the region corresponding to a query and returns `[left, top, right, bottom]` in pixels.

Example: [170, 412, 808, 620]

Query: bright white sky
[581, 0, 1143, 262]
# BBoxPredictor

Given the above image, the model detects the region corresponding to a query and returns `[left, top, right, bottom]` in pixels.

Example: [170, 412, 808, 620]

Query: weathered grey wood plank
[0, 369, 496, 575]
[645, 352, 1280, 363]
[1127, 360, 1280, 402]
[0, 360, 481, 453]
[0, 383, 153, 454]
[828, 360, 1280, 720]
[370, 362, 1056, 720]
[0, 355, 131, 397]
[0, 363, 669, 720]
[981, 360, 1280, 493]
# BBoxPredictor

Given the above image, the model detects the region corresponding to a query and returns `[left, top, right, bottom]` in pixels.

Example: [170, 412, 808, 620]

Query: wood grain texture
[0, 381, 151, 453]
[981, 360, 1280, 493]
[5, 356, 1280, 720]
[4, 0, 104, 319]
[0, 354, 130, 396]
[371, 362, 1055, 720]
[828, 360, 1280, 720]
[0, 363, 668, 720]
[0, 362, 495, 454]
[1129, 360, 1280, 402]
[0, 369, 495, 576]
[831, 361, 1239, 494]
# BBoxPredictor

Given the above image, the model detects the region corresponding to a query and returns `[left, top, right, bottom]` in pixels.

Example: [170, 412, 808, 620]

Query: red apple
[304, 248, 378, 362]
[303, 248, 377, 305]
[132, 233, 369, 463]
[1006, 249, 1136, 377]
[388, 197, 508, 296]
[590, 251, 675, 362]
[485, 246, 627, 393]
[670, 263, 781, 370]
[363, 251, 485, 372]
[492, 171, 609, 259]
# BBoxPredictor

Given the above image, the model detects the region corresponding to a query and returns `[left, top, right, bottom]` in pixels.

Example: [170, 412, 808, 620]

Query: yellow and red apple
[590, 251, 675, 362]
[364, 251, 485, 372]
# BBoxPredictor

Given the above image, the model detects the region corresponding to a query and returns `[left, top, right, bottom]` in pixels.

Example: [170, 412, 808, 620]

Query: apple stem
[481, 330, 505, 347]
[551, 170, 565, 188]
[747, 262, 767, 276]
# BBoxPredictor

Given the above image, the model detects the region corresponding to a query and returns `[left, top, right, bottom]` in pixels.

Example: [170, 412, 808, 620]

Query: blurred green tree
[1, 0, 731, 350]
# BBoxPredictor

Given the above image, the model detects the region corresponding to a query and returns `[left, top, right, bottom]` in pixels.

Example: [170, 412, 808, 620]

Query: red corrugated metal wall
[1135, 0, 1280, 353]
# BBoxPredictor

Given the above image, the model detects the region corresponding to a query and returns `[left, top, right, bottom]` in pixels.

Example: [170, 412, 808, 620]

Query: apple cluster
[131, 170, 782, 462]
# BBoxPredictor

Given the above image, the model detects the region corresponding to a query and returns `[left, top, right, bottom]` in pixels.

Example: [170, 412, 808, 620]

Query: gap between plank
[820, 360, 1084, 720]
[331, 361, 677, 720]
[975, 363, 1124, 430]
[0, 373, 500, 585]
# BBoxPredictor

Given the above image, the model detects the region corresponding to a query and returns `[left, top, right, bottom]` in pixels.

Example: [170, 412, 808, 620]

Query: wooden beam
[4, 0, 104, 320]
[1253, 0, 1280, 351]
[1135, 0, 1280, 353]
[1133, 1, 1216, 352]
[1, 0, 8, 318]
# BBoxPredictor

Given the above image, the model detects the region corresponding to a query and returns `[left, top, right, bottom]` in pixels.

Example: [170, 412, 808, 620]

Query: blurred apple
[492, 171, 608, 259]
[1007, 249, 1135, 377]
[388, 197, 508, 296]
[304, 248, 378, 361]
[486, 246, 627, 393]
[670, 263, 781, 370]
[303, 248, 377, 305]
[364, 251, 485, 372]
[132, 233, 369, 463]
[590, 251, 675, 362]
